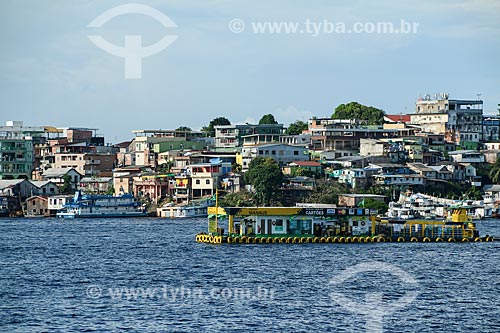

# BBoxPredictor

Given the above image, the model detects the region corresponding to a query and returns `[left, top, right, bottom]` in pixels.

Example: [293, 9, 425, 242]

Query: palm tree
[489, 157, 500, 183]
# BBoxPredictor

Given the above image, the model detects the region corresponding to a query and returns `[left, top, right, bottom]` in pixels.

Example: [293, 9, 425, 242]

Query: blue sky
[1, 0, 499, 142]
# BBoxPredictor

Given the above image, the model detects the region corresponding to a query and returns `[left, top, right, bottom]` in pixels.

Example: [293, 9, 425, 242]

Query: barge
[196, 206, 495, 244]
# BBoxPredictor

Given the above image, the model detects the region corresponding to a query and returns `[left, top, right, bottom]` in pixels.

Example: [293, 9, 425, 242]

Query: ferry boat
[196, 205, 495, 244]
[56, 192, 146, 218]
[157, 198, 215, 218]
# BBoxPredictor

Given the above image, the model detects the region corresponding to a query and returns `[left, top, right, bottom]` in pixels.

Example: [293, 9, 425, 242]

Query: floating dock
[196, 206, 495, 244]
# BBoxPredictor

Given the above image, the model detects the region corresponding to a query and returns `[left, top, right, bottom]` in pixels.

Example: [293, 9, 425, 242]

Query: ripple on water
[1, 218, 500, 332]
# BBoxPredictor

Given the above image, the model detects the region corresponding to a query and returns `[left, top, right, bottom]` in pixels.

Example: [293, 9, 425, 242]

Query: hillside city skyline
[1, 1, 499, 142]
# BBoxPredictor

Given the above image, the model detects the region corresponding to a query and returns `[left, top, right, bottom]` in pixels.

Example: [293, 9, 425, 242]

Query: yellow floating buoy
[227, 236, 234, 244]
[397, 237, 405, 242]
[241, 236, 247, 243]
[320, 237, 327, 243]
[462, 238, 469, 242]
[346, 237, 352, 243]
[486, 236, 494, 242]
[448, 238, 456, 242]
[435, 237, 443, 242]
[474, 237, 482, 242]
[351, 236, 359, 243]
[410, 237, 418, 242]
[423, 237, 431, 242]
[339, 237, 345, 243]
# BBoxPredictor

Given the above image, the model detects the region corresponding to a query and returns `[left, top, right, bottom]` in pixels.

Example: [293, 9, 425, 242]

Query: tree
[489, 157, 500, 183]
[285, 120, 308, 135]
[106, 186, 115, 195]
[60, 174, 73, 194]
[219, 190, 256, 207]
[331, 102, 386, 125]
[361, 198, 388, 214]
[202, 117, 231, 137]
[176, 126, 192, 131]
[245, 157, 284, 205]
[258, 114, 278, 125]
[304, 179, 350, 204]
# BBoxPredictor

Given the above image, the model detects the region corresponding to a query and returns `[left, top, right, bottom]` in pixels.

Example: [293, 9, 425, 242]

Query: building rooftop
[42, 167, 80, 178]
[30, 180, 56, 188]
[385, 115, 411, 123]
[0, 179, 26, 190]
[290, 161, 321, 167]
[339, 194, 386, 198]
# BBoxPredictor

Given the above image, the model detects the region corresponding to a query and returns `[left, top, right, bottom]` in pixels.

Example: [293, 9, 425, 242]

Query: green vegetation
[202, 117, 231, 137]
[285, 120, 308, 135]
[258, 114, 278, 125]
[331, 102, 386, 125]
[304, 180, 350, 204]
[488, 157, 500, 183]
[176, 126, 192, 131]
[60, 174, 73, 194]
[290, 167, 316, 178]
[361, 198, 388, 214]
[219, 190, 256, 207]
[245, 157, 284, 205]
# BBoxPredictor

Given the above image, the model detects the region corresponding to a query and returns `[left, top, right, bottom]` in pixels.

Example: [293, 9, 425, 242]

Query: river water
[1, 217, 500, 332]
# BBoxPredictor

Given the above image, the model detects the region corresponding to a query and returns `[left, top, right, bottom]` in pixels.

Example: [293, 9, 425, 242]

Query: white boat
[157, 198, 215, 218]
[56, 192, 146, 218]
[0, 197, 9, 217]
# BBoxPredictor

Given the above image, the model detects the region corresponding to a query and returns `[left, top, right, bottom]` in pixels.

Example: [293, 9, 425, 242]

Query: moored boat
[56, 191, 146, 218]
[157, 197, 215, 218]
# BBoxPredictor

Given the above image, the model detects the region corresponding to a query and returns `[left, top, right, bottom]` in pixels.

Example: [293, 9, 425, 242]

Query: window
[206, 179, 210, 185]
[271, 150, 276, 155]
[294, 151, 299, 155]
[196, 179, 200, 185]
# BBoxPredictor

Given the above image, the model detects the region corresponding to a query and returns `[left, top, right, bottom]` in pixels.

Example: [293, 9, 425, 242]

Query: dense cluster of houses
[2, 93, 500, 216]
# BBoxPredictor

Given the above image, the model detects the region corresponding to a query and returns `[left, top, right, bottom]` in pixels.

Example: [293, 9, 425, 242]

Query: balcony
[0, 146, 26, 151]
